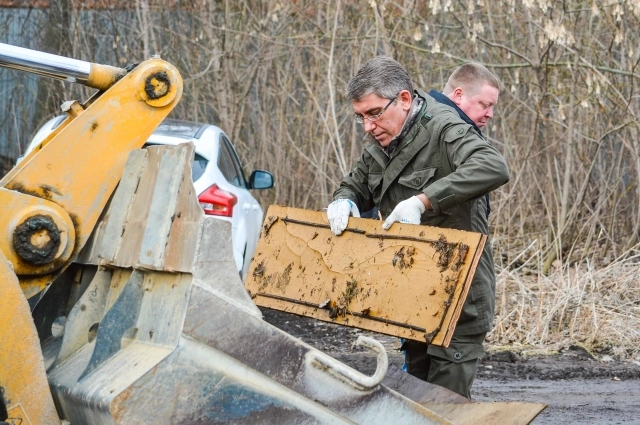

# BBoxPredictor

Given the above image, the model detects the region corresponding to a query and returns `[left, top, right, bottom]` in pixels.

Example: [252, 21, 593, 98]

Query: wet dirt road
[473, 378, 640, 424]
[263, 309, 640, 425]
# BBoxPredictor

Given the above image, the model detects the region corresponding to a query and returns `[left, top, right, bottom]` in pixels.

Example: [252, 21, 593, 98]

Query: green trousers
[401, 332, 486, 399]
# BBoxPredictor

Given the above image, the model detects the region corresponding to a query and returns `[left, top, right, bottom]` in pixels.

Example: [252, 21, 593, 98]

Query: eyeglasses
[354, 96, 397, 124]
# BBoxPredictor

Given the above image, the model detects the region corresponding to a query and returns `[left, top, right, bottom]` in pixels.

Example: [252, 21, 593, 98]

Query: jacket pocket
[398, 167, 436, 190]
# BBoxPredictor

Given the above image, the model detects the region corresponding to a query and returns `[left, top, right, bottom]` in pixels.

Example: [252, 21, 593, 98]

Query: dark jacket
[333, 90, 509, 335]
[428, 89, 491, 217]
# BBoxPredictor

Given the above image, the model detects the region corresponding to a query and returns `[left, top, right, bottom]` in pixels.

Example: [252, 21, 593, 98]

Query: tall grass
[490, 240, 640, 359]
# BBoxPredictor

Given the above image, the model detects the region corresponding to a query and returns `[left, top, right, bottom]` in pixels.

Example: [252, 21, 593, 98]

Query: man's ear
[399, 90, 413, 110]
[451, 87, 464, 106]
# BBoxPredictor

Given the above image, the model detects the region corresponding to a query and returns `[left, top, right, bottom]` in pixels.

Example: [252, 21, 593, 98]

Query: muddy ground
[262, 309, 640, 425]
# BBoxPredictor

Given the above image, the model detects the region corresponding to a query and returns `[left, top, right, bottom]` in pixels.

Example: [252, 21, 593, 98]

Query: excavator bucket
[40, 143, 458, 424]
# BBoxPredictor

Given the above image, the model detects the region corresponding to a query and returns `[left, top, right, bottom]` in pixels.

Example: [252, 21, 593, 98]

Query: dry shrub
[490, 243, 640, 359]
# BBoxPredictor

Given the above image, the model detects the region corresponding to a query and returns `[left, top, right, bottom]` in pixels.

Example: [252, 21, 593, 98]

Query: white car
[22, 117, 274, 279]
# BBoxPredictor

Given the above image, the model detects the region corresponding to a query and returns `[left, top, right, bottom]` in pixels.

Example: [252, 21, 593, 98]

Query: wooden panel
[245, 205, 486, 347]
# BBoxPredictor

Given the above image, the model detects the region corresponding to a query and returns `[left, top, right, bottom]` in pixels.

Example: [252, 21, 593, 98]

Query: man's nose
[363, 119, 376, 133]
[486, 107, 494, 119]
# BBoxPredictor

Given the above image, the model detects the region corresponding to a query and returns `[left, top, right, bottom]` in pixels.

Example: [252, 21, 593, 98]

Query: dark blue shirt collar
[427, 89, 483, 136]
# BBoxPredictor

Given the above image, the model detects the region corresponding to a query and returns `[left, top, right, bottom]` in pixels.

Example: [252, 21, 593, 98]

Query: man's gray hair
[346, 57, 413, 101]
[443, 63, 501, 95]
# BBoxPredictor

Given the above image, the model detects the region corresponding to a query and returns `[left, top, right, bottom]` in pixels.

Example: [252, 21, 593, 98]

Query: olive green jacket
[333, 90, 510, 335]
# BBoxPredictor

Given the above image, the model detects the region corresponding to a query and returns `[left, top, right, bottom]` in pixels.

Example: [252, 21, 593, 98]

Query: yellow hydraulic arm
[0, 43, 182, 425]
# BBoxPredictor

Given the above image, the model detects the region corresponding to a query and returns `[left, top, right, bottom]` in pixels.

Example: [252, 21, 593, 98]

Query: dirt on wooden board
[262, 308, 640, 425]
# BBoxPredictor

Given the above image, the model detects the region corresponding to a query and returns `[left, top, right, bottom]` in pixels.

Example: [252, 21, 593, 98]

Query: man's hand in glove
[382, 195, 428, 230]
[327, 199, 360, 235]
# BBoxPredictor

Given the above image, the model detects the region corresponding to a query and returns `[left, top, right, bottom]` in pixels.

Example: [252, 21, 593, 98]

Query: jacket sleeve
[332, 151, 376, 212]
[423, 122, 510, 214]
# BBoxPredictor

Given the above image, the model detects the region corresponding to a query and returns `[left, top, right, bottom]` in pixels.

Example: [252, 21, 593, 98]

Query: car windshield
[153, 120, 205, 139]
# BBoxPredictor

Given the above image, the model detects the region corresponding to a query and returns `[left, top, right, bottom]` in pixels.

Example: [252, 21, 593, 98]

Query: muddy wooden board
[245, 205, 486, 346]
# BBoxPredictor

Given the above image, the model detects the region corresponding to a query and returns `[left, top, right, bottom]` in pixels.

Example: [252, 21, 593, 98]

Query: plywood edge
[432, 234, 487, 347]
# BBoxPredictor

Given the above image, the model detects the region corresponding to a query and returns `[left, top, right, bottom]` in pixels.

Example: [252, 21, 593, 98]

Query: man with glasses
[326, 57, 509, 399]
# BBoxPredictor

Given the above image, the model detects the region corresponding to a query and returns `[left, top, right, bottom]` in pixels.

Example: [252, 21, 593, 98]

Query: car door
[217, 134, 259, 278]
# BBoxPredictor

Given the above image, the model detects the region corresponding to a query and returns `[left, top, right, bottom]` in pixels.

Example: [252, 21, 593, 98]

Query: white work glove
[382, 196, 426, 230]
[327, 199, 360, 235]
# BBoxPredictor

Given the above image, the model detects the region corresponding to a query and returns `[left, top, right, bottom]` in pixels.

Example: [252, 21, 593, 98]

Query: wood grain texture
[246, 205, 486, 347]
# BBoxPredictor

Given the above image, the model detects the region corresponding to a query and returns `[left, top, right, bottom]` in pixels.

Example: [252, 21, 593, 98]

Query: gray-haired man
[326, 57, 509, 398]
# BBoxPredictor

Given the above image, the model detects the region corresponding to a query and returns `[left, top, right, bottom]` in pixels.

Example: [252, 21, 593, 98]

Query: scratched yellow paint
[0, 250, 60, 424]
